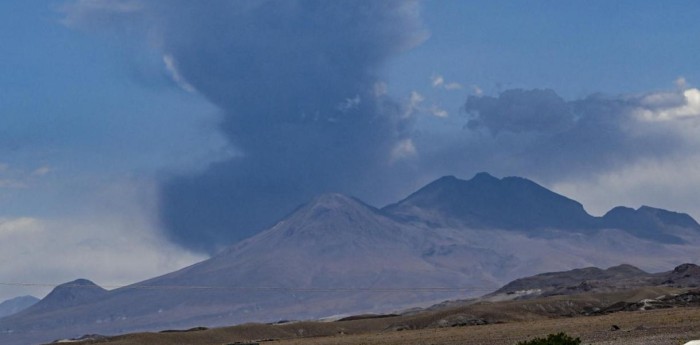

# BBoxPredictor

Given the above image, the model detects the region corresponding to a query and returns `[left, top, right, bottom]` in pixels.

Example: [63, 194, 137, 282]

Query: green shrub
[516, 332, 582, 345]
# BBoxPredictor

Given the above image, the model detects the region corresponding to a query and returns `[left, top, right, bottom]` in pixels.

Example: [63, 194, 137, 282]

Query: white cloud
[402, 92, 448, 118]
[676, 76, 688, 89]
[550, 155, 700, 220]
[0, 179, 26, 189]
[390, 138, 417, 162]
[0, 178, 206, 301]
[0, 217, 40, 237]
[431, 75, 462, 91]
[31, 166, 51, 177]
[636, 88, 700, 121]
[0, 166, 52, 189]
[444, 82, 463, 90]
[68, 0, 142, 13]
[337, 95, 361, 113]
[409, 90, 425, 106]
[163, 54, 197, 93]
[403, 91, 425, 118]
[61, 0, 144, 27]
[431, 74, 444, 88]
[430, 105, 448, 118]
[373, 81, 388, 97]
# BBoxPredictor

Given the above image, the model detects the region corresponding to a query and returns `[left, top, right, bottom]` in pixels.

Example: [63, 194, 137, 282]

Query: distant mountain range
[385, 173, 699, 243]
[1, 172, 699, 345]
[0, 296, 38, 319]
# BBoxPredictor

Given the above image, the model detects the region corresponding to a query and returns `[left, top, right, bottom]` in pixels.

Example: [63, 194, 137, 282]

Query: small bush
[516, 332, 582, 345]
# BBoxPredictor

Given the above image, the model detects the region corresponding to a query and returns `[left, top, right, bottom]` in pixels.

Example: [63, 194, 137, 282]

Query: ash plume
[64, 0, 426, 253]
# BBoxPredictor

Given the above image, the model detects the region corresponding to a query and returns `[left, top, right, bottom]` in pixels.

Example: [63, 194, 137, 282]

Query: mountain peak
[263, 192, 397, 242]
[662, 263, 700, 286]
[434, 175, 459, 183]
[604, 206, 635, 215]
[433, 172, 500, 186]
[308, 193, 363, 208]
[59, 278, 100, 287]
[26, 279, 108, 313]
[601, 205, 695, 244]
[49, 278, 106, 297]
[605, 264, 648, 276]
[672, 263, 700, 274]
[0, 295, 39, 318]
[471, 171, 499, 182]
[299, 193, 379, 219]
[384, 173, 595, 231]
[421, 175, 461, 191]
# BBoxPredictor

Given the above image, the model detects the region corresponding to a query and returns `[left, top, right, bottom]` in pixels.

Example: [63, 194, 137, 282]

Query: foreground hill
[488, 263, 700, 300]
[2, 173, 700, 344]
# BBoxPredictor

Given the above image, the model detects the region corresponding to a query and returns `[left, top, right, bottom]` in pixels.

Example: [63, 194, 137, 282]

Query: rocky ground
[276, 307, 700, 345]
[60, 287, 700, 345]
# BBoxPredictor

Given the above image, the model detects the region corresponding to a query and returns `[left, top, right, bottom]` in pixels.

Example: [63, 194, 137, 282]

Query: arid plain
[65, 287, 700, 345]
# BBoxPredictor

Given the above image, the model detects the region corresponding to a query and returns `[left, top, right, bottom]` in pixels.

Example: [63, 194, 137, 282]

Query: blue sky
[2, 0, 700, 300]
[388, 0, 700, 114]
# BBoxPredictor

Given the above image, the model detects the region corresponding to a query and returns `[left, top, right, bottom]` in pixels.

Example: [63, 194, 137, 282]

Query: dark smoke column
[150, 1, 426, 253]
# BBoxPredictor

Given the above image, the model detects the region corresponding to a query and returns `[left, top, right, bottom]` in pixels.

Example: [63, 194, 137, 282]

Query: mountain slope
[601, 206, 698, 243]
[2, 174, 700, 345]
[0, 194, 502, 344]
[0, 296, 38, 319]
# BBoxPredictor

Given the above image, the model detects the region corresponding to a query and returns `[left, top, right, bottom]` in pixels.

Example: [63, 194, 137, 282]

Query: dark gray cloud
[465, 89, 575, 134]
[65, 0, 426, 253]
[422, 88, 688, 183]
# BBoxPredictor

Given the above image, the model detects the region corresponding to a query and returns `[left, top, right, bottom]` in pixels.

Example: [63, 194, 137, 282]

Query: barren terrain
[274, 307, 700, 345]
[64, 287, 700, 345]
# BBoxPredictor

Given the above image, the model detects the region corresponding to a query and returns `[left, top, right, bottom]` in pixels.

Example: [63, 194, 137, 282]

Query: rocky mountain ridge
[489, 263, 700, 300]
[384, 172, 699, 243]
